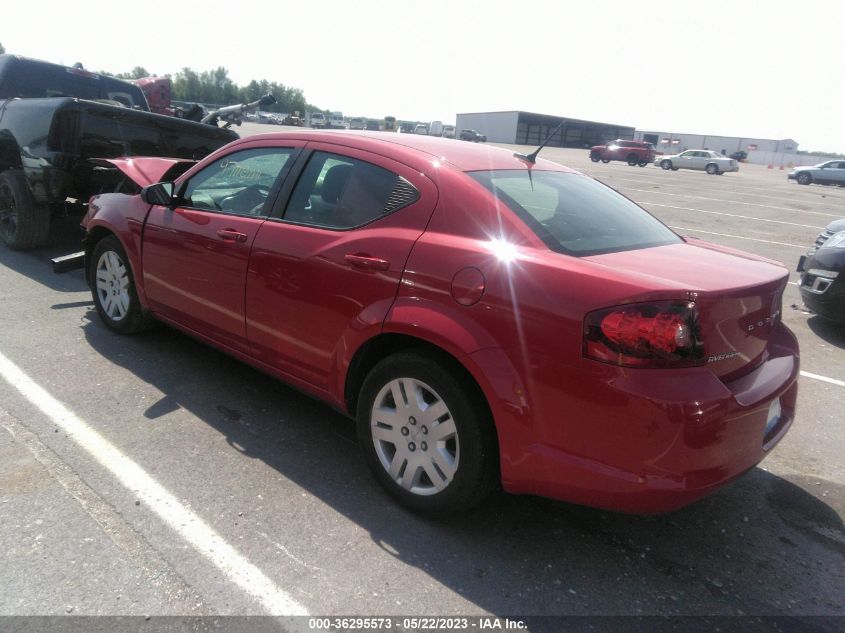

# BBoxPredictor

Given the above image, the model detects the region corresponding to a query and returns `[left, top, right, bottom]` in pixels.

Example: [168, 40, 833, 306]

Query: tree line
[107, 65, 324, 115]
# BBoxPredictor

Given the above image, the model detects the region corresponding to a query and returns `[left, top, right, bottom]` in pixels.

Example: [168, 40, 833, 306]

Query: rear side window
[0, 60, 145, 109]
[283, 151, 419, 229]
[469, 170, 681, 256]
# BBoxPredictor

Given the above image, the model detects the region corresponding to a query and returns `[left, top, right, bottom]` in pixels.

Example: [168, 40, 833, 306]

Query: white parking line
[0, 350, 308, 616]
[801, 371, 845, 388]
[669, 226, 805, 248]
[625, 188, 840, 219]
[642, 202, 823, 229]
[605, 175, 845, 207]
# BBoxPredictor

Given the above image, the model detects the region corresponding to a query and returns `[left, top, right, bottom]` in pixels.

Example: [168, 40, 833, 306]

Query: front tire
[89, 235, 153, 334]
[601, 158, 611, 164]
[705, 163, 720, 175]
[0, 170, 50, 250]
[796, 172, 813, 185]
[660, 160, 673, 170]
[590, 153, 600, 163]
[357, 351, 498, 516]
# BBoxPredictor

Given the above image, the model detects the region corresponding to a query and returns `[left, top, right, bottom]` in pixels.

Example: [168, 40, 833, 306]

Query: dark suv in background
[459, 129, 486, 142]
[589, 139, 655, 167]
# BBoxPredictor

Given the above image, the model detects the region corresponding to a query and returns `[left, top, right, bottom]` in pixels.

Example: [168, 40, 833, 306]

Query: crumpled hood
[90, 157, 196, 188]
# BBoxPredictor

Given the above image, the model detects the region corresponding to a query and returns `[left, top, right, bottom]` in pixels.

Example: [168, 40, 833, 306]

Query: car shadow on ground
[80, 319, 844, 622]
[807, 316, 845, 349]
[0, 216, 88, 293]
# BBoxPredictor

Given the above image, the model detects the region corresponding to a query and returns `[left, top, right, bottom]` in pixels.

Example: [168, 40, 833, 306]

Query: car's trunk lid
[584, 240, 788, 379]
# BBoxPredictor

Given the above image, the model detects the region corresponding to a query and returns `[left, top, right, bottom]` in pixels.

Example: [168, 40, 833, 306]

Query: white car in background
[656, 150, 739, 175]
[788, 160, 845, 186]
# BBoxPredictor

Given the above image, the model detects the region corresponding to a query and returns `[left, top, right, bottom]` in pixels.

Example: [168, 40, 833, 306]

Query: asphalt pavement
[0, 128, 842, 630]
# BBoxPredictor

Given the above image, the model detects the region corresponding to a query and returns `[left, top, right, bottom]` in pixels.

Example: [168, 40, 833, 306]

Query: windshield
[469, 170, 682, 256]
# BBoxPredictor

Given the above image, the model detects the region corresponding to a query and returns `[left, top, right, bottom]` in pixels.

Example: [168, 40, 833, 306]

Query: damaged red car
[81, 131, 799, 515]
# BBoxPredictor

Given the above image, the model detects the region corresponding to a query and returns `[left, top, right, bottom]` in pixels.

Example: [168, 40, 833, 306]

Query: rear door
[245, 142, 437, 391]
[142, 142, 303, 354]
[829, 161, 845, 184]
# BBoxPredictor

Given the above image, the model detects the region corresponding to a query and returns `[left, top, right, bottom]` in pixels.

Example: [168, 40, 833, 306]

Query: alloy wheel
[95, 250, 131, 321]
[370, 377, 459, 496]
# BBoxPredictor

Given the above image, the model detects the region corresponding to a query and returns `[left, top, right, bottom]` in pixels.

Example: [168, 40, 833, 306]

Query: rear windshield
[0, 59, 146, 110]
[469, 170, 681, 256]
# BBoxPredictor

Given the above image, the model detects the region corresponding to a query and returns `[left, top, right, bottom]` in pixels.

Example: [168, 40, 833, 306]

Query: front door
[245, 143, 437, 392]
[142, 143, 301, 354]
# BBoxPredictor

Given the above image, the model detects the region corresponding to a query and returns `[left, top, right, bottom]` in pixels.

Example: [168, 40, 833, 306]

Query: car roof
[234, 130, 574, 172]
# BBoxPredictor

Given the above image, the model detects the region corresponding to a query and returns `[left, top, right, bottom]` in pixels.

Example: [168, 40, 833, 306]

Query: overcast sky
[1, 1, 841, 152]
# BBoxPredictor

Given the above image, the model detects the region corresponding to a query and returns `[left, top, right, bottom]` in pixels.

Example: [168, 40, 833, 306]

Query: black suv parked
[460, 129, 487, 142]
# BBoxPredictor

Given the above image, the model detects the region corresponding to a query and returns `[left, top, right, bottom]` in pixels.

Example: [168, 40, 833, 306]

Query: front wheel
[638, 161, 648, 167]
[0, 170, 50, 250]
[590, 154, 600, 163]
[90, 235, 153, 334]
[601, 158, 611, 164]
[705, 163, 720, 175]
[660, 160, 672, 170]
[357, 351, 498, 516]
[796, 172, 812, 185]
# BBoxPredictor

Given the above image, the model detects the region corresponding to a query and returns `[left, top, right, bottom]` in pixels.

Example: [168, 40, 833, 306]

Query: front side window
[181, 147, 294, 216]
[283, 151, 419, 229]
[469, 170, 681, 257]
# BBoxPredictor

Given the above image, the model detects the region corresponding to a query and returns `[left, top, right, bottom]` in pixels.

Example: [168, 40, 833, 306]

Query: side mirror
[141, 182, 175, 206]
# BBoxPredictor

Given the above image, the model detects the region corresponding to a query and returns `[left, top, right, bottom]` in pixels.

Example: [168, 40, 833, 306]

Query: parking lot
[1, 126, 843, 628]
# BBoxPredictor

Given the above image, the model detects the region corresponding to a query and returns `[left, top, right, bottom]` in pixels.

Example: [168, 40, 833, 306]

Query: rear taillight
[584, 301, 704, 368]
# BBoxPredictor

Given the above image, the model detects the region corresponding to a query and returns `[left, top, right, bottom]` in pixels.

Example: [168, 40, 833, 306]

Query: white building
[632, 131, 811, 166]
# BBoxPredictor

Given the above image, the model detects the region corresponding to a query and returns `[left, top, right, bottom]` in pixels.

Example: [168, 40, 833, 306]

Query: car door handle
[344, 253, 390, 271]
[217, 229, 248, 243]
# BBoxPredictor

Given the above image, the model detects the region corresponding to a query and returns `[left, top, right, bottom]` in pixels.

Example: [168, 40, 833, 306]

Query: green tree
[111, 63, 323, 113]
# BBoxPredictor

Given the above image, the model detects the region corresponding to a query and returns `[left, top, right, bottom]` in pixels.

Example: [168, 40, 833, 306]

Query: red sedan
[82, 131, 799, 515]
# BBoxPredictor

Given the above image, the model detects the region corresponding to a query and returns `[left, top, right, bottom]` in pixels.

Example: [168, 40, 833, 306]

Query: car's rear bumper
[501, 325, 799, 513]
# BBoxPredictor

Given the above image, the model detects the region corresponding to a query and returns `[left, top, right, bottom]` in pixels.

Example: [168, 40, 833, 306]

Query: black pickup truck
[0, 55, 238, 249]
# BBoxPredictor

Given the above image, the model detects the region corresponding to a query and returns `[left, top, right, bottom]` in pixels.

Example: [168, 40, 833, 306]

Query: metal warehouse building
[633, 130, 799, 161]
[455, 111, 635, 148]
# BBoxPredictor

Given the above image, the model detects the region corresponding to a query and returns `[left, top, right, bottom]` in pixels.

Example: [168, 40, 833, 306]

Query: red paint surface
[85, 131, 800, 513]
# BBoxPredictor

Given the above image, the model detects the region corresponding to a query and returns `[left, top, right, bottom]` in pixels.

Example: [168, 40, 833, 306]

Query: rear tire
[796, 172, 812, 185]
[89, 235, 153, 334]
[590, 153, 600, 163]
[626, 154, 639, 166]
[357, 351, 499, 516]
[660, 160, 672, 170]
[0, 170, 50, 250]
[601, 158, 611, 164]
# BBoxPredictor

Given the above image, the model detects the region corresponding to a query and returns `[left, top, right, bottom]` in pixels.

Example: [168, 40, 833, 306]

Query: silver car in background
[788, 160, 845, 186]
[656, 150, 739, 175]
